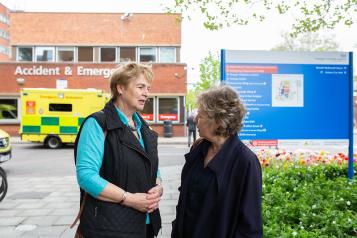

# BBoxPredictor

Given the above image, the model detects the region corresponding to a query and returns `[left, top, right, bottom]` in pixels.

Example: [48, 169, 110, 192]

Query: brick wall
[0, 11, 186, 137]
[10, 12, 181, 45]
[0, 3, 10, 61]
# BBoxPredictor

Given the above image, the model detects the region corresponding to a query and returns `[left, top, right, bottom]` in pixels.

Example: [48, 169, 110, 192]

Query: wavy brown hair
[197, 85, 246, 137]
[110, 62, 153, 100]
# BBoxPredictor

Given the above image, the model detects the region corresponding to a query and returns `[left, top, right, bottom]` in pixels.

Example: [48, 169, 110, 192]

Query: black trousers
[188, 129, 196, 146]
[146, 224, 155, 238]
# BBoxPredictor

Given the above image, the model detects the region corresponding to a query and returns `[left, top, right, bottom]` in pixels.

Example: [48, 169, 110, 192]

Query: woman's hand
[146, 184, 163, 213]
[122, 192, 161, 213]
[147, 183, 163, 197]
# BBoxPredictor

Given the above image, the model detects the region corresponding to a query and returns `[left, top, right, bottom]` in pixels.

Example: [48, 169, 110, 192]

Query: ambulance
[20, 88, 110, 148]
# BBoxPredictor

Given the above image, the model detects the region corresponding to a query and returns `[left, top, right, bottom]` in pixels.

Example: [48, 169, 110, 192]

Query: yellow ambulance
[20, 88, 110, 148]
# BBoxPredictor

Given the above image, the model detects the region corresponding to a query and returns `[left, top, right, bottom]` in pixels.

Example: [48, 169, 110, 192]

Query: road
[2, 143, 188, 177]
[0, 143, 188, 238]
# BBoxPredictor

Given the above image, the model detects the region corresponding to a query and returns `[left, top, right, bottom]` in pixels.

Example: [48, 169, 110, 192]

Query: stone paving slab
[0, 165, 183, 237]
[17, 209, 53, 217]
[22, 216, 59, 226]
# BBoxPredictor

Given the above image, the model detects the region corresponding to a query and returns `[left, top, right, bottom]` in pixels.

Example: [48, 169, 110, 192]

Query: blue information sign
[221, 50, 354, 178]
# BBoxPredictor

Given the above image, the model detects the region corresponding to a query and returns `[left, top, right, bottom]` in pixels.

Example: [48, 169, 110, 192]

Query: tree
[166, 0, 357, 36]
[196, 51, 220, 91]
[186, 51, 220, 110]
[272, 31, 340, 51]
[185, 89, 197, 113]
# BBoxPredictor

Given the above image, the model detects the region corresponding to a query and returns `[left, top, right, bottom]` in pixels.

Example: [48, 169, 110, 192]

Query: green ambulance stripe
[41, 117, 59, 125]
[22, 126, 41, 133]
[60, 126, 78, 134]
[22, 117, 86, 134]
[78, 117, 85, 126]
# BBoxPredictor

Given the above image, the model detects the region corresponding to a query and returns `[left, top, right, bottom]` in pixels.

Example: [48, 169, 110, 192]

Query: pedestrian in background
[186, 112, 197, 147]
[172, 85, 263, 238]
[74, 62, 162, 238]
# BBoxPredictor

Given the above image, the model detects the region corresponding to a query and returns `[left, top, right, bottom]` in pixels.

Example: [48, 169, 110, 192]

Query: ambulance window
[49, 103, 72, 112]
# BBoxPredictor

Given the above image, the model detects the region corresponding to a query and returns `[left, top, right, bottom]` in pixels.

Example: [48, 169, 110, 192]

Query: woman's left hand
[146, 184, 163, 212]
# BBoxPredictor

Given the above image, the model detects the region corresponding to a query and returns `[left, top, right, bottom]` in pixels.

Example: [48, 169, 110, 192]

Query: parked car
[0, 129, 11, 163]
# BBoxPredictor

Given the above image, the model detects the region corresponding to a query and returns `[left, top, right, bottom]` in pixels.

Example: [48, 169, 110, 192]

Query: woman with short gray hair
[172, 85, 263, 238]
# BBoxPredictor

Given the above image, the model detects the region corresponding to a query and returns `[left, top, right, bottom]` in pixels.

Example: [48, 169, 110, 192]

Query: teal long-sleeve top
[76, 106, 161, 224]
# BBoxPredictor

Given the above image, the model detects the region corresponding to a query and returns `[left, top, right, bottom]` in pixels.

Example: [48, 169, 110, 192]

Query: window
[49, 103, 72, 112]
[139, 47, 156, 62]
[159, 47, 176, 63]
[78, 47, 93, 62]
[0, 14, 9, 24]
[120, 47, 136, 62]
[0, 29, 9, 40]
[0, 45, 9, 56]
[0, 98, 19, 122]
[141, 97, 154, 121]
[158, 97, 179, 122]
[100, 47, 116, 62]
[57, 47, 74, 62]
[35, 47, 54, 62]
[17, 47, 33, 61]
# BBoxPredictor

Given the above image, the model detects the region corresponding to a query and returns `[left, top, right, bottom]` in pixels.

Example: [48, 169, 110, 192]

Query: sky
[1, 0, 356, 84]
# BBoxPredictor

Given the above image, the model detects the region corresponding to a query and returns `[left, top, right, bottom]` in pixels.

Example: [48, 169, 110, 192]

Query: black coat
[77, 101, 161, 238]
[172, 135, 263, 238]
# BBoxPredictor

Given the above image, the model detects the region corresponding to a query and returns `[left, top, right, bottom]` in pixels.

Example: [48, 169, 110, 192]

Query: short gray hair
[197, 85, 246, 137]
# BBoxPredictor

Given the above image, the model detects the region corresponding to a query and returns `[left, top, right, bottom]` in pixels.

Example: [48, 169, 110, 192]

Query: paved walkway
[2, 136, 189, 237]
[0, 165, 182, 238]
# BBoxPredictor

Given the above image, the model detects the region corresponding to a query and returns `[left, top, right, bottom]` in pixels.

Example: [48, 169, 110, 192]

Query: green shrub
[263, 165, 357, 237]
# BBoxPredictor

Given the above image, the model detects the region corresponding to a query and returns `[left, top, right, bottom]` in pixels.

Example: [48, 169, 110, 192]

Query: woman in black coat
[172, 86, 263, 238]
[75, 63, 162, 238]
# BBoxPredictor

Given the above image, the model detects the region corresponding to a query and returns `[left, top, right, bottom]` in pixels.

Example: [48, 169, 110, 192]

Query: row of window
[0, 44, 9, 55]
[0, 14, 9, 25]
[0, 97, 180, 123]
[0, 29, 9, 40]
[142, 97, 180, 122]
[17, 46, 177, 63]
